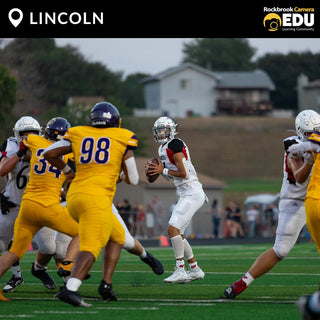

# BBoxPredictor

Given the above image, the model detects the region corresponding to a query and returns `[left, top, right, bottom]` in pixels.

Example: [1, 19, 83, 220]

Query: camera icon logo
[263, 13, 282, 31]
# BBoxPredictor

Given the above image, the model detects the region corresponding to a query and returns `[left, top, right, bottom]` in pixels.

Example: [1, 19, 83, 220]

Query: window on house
[180, 79, 191, 89]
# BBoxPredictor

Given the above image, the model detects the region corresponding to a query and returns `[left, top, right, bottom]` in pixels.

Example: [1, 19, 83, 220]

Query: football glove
[0, 194, 16, 214]
[16, 141, 28, 158]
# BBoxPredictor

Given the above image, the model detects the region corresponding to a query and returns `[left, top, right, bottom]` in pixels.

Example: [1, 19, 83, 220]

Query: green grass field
[0, 242, 319, 320]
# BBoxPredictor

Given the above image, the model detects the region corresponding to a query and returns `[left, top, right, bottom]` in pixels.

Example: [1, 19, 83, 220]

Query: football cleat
[3, 276, 24, 292]
[140, 252, 164, 275]
[98, 280, 117, 301]
[184, 266, 205, 283]
[31, 263, 56, 290]
[56, 285, 92, 307]
[224, 278, 248, 299]
[163, 267, 188, 284]
[297, 294, 320, 320]
[0, 289, 9, 301]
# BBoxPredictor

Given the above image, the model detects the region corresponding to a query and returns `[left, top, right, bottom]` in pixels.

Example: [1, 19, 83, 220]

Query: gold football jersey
[64, 126, 138, 198]
[306, 132, 320, 201]
[22, 134, 72, 207]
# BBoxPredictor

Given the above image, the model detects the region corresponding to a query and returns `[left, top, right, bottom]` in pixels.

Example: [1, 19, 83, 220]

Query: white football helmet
[153, 116, 177, 144]
[295, 109, 320, 141]
[13, 116, 42, 142]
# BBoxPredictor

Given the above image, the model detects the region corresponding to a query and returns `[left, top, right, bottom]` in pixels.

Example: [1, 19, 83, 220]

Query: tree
[182, 38, 256, 71]
[257, 51, 320, 110]
[121, 73, 149, 110]
[0, 65, 18, 140]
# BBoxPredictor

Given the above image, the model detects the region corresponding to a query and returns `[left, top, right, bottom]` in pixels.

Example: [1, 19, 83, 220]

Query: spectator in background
[146, 203, 155, 238]
[230, 201, 244, 238]
[246, 205, 259, 238]
[150, 196, 165, 236]
[129, 202, 138, 236]
[209, 199, 222, 239]
[136, 204, 147, 239]
[121, 199, 131, 230]
[224, 206, 234, 238]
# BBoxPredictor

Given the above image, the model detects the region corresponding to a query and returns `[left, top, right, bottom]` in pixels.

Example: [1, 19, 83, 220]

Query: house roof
[214, 70, 275, 90]
[140, 63, 218, 83]
[135, 157, 227, 189]
[140, 63, 275, 90]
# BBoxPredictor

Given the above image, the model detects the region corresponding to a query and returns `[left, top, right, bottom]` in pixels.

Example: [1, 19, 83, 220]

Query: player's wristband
[162, 168, 169, 176]
[62, 165, 71, 174]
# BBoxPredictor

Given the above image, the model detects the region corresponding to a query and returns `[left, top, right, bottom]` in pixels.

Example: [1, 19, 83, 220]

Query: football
[145, 157, 161, 183]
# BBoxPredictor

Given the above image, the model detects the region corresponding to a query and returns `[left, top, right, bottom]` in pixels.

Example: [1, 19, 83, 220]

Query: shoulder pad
[167, 138, 184, 153]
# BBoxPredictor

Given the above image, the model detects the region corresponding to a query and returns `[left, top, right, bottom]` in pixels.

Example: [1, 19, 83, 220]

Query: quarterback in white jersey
[224, 109, 320, 299]
[148, 116, 207, 284]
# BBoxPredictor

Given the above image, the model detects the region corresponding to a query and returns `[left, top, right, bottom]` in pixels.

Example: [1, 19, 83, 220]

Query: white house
[297, 73, 320, 113]
[140, 63, 275, 117]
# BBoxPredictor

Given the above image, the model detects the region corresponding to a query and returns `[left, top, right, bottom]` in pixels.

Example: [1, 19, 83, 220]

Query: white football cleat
[184, 266, 205, 283]
[163, 267, 188, 284]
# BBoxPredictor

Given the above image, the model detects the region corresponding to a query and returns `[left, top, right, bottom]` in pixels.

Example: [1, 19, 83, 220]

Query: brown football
[145, 157, 160, 183]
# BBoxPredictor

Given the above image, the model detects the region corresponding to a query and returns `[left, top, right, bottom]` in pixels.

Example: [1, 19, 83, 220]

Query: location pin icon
[8, 8, 23, 28]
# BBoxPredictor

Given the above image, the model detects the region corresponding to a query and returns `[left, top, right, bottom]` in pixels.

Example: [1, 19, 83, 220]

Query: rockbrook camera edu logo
[263, 7, 314, 32]
[8, 8, 104, 27]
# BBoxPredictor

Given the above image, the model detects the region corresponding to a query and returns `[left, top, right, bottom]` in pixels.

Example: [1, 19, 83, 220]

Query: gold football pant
[10, 199, 79, 259]
[67, 193, 125, 260]
[305, 198, 320, 252]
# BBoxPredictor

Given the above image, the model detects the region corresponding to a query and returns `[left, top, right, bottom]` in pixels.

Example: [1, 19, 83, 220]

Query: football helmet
[13, 116, 41, 142]
[295, 109, 320, 141]
[45, 117, 71, 141]
[90, 102, 121, 128]
[153, 116, 177, 144]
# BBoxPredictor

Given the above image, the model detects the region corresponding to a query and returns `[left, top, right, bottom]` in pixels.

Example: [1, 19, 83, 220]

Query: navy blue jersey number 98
[80, 137, 110, 164]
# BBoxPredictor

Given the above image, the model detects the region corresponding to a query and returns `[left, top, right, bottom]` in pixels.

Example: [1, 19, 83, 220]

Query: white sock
[34, 261, 47, 271]
[309, 291, 320, 314]
[66, 277, 82, 292]
[242, 272, 255, 286]
[189, 262, 198, 270]
[176, 259, 184, 269]
[140, 248, 147, 258]
[11, 265, 22, 278]
[170, 235, 184, 260]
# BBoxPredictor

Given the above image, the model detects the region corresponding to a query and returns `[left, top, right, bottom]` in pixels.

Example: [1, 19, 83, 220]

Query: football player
[43, 102, 139, 307]
[287, 113, 320, 318]
[224, 109, 320, 299]
[147, 116, 207, 284]
[0, 116, 80, 302]
[0, 116, 41, 296]
[56, 201, 164, 301]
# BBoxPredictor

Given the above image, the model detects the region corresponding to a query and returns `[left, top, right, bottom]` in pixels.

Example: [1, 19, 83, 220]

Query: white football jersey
[158, 138, 203, 196]
[279, 135, 311, 201]
[0, 137, 30, 205]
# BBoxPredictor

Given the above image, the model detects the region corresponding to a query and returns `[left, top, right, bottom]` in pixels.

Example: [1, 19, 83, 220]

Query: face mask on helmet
[13, 116, 42, 143]
[295, 109, 320, 142]
[90, 102, 121, 128]
[45, 117, 71, 142]
[153, 117, 177, 144]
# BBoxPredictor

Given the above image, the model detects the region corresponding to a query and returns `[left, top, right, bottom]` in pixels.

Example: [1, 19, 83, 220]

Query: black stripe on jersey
[283, 139, 298, 153]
